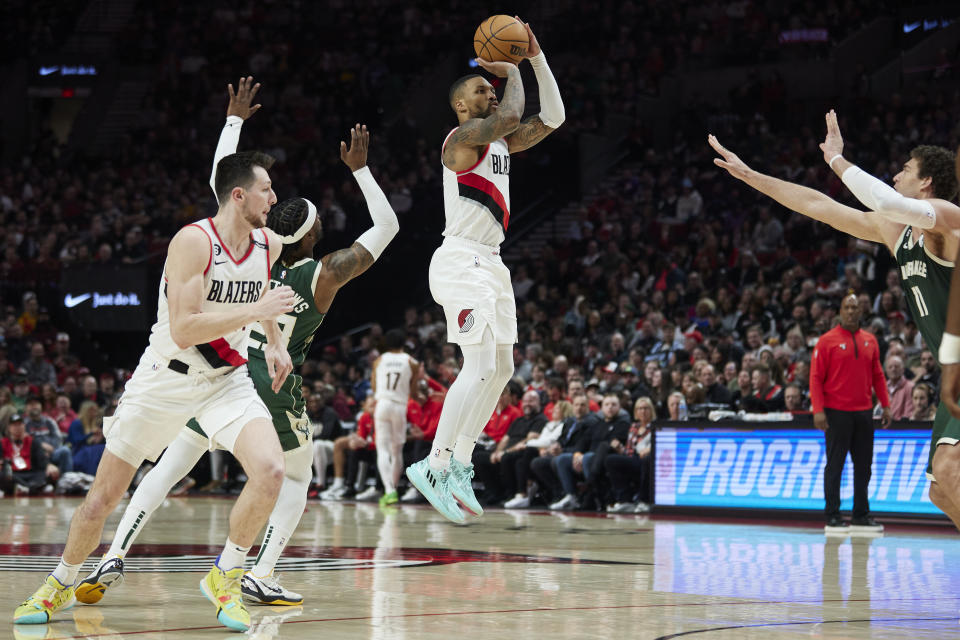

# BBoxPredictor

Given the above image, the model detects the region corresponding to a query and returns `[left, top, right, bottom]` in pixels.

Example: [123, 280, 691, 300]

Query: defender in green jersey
[709, 110, 960, 526]
[76, 77, 400, 606]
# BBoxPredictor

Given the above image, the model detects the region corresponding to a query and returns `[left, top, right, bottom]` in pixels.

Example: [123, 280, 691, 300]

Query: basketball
[473, 15, 529, 64]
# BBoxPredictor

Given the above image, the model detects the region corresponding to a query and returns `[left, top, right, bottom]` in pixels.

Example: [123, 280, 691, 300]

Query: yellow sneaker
[13, 575, 76, 625]
[200, 565, 250, 632]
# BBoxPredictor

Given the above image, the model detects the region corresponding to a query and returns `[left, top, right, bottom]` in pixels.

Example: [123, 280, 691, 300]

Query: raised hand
[819, 109, 844, 164]
[340, 124, 369, 172]
[227, 76, 262, 120]
[475, 57, 518, 78]
[514, 16, 541, 57]
[708, 134, 753, 181]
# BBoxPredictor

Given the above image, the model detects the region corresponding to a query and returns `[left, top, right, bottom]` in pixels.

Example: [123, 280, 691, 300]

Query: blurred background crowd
[2, 0, 958, 509]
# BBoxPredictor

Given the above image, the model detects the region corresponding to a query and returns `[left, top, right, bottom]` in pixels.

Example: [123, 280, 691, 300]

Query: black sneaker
[850, 516, 884, 533]
[824, 516, 850, 534]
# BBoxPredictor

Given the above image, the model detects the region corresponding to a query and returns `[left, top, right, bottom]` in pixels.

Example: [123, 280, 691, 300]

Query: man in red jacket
[811, 294, 892, 534]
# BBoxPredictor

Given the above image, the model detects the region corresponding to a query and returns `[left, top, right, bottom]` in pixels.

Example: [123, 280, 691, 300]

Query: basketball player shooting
[709, 112, 960, 530]
[14, 99, 297, 630]
[406, 18, 565, 523]
[73, 77, 399, 611]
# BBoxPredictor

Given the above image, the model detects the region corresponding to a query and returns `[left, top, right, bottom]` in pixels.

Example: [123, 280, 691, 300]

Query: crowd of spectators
[2, 2, 958, 510]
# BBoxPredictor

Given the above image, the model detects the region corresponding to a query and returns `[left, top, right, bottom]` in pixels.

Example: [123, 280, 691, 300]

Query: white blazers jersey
[375, 352, 413, 404]
[441, 128, 510, 247]
[148, 217, 270, 372]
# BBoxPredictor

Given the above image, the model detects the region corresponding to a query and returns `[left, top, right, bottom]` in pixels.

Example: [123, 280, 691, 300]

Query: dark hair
[448, 74, 482, 110]
[546, 376, 566, 392]
[268, 198, 311, 263]
[910, 145, 958, 201]
[384, 328, 406, 351]
[214, 150, 276, 204]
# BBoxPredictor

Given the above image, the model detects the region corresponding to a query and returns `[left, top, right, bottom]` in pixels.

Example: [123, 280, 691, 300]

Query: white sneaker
[400, 486, 420, 502]
[633, 502, 651, 514]
[606, 502, 635, 513]
[320, 484, 347, 500]
[241, 572, 303, 605]
[549, 494, 577, 511]
[504, 494, 531, 509]
[355, 486, 381, 501]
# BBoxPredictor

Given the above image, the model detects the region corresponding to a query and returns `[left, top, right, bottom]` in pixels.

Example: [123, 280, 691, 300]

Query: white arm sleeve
[841, 165, 936, 229]
[210, 116, 245, 204]
[528, 52, 565, 129]
[353, 167, 399, 260]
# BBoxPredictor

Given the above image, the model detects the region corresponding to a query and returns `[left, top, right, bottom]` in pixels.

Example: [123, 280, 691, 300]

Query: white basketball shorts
[428, 236, 517, 346]
[103, 348, 271, 467]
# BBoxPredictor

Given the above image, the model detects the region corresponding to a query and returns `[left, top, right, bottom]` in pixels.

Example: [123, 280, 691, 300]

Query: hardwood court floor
[1, 495, 959, 639]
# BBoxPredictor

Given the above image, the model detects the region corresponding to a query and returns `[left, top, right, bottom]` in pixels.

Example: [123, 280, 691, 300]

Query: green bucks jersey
[248, 258, 326, 367]
[895, 226, 953, 356]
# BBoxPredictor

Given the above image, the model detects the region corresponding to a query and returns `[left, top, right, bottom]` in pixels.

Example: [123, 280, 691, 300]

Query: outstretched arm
[210, 76, 262, 203]
[820, 109, 960, 237]
[506, 19, 564, 153]
[709, 135, 902, 252]
[314, 125, 398, 311]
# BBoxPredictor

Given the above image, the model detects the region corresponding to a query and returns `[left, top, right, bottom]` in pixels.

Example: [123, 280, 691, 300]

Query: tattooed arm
[313, 242, 375, 312]
[506, 115, 556, 153]
[443, 62, 524, 172]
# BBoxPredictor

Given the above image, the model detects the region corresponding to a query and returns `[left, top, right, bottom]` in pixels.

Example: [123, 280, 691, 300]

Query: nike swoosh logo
[39, 66, 59, 76]
[64, 293, 92, 308]
[903, 21, 921, 33]
[214, 260, 227, 265]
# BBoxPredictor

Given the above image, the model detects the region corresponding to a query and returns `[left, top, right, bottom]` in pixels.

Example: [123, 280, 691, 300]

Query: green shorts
[186, 357, 308, 452]
[926, 401, 960, 481]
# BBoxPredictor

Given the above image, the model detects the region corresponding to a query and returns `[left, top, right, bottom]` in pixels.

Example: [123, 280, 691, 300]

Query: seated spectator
[910, 383, 937, 421]
[530, 393, 597, 506]
[320, 398, 377, 500]
[481, 384, 523, 446]
[605, 396, 655, 513]
[473, 390, 546, 506]
[915, 350, 940, 396]
[503, 400, 574, 508]
[549, 393, 630, 511]
[309, 388, 344, 492]
[666, 391, 687, 420]
[67, 401, 102, 452]
[47, 394, 77, 434]
[24, 395, 71, 475]
[22, 341, 56, 387]
[402, 377, 446, 502]
[71, 374, 105, 409]
[699, 363, 733, 407]
[2, 413, 58, 494]
[71, 411, 105, 476]
[742, 363, 785, 412]
[884, 355, 913, 421]
[784, 383, 809, 413]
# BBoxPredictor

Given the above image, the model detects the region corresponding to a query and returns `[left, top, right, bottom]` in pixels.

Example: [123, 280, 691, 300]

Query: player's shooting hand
[264, 342, 293, 393]
[819, 109, 844, 165]
[475, 58, 517, 78]
[941, 363, 960, 421]
[708, 135, 753, 181]
[340, 124, 369, 172]
[814, 412, 828, 432]
[227, 76, 262, 120]
[257, 285, 296, 318]
[514, 16, 540, 57]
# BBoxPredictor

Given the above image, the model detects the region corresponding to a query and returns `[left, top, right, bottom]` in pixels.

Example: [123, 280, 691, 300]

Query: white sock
[428, 443, 454, 471]
[330, 477, 344, 490]
[52, 558, 81, 586]
[452, 438, 477, 466]
[217, 537, 251, 571]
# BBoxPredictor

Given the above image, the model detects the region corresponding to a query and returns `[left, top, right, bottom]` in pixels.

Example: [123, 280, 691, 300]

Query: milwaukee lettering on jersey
[900, 260, 927, 279]
[206, 279, 264, 304]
